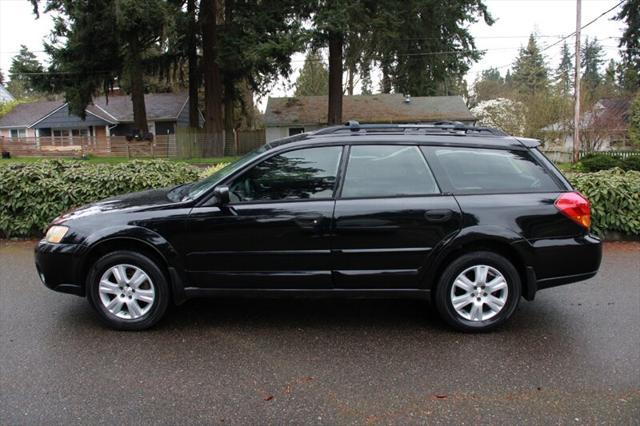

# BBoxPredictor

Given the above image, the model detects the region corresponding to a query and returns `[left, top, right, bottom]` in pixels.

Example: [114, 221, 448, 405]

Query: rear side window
[424, 147, 560, 194]
[341, 145, 439, 198]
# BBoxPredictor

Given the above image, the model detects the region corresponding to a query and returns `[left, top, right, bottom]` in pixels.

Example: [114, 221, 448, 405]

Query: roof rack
[312, 120, 507, 136]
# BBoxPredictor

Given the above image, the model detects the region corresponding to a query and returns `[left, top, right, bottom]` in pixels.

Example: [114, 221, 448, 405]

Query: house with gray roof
[264, 94, 475, 142]
[0, 85, 15, 103]
[0, 92, 202, 140]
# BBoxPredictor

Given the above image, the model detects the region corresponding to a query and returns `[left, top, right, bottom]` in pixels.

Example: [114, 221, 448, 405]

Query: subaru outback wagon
[35, 122, 602, 332]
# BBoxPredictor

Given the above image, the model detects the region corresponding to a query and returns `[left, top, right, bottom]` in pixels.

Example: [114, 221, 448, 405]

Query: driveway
[1, 241, 639, 424]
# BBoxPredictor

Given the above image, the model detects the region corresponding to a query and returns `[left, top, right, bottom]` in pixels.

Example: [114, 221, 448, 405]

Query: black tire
[434, 251, 521, 332]
[86, 250, 170, 331]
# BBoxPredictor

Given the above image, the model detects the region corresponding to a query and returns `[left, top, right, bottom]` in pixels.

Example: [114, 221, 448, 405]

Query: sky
[0, 0, 627, 110]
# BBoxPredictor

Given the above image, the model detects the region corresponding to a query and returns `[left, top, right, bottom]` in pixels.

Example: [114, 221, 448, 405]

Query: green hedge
[578, 153, 640, 172]
[571, 168, 640, 236]
[1, 160, 639, 238]
[0, 160, 201, 238]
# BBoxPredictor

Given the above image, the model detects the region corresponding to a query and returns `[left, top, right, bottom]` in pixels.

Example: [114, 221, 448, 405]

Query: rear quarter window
[423, 146, 561, 194]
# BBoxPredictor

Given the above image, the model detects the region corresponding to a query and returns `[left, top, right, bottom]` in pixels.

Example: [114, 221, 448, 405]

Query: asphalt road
[1, 241, 639, 424]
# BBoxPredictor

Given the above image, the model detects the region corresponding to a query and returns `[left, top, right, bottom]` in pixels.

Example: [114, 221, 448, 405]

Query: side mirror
[213, 185, 230, 206]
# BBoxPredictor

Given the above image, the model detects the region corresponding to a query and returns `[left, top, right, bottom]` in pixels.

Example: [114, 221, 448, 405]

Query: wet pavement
[1, 240, 639, 424]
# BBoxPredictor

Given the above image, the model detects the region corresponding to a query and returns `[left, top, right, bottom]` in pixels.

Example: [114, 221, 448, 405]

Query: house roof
[543, 98, 632, 132]
[93, 92, 189, 122]
[264, 94, 475, 126]
[0, 100, 64, 128]
[0, 92, 190, 129]
[0, 85, 15, 103]
[594, 98, 631, 119]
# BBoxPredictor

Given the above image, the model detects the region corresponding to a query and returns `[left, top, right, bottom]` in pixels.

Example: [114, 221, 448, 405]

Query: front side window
[229, 146, 342, 202]
[426, 147, 560, 193]
[341, 145, 439, 198]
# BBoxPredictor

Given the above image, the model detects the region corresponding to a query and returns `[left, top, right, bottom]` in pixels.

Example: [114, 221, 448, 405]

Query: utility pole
[573, 0, 582, 163]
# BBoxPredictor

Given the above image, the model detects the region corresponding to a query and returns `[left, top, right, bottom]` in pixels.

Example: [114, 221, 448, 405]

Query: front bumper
[34, 240, 84, 296]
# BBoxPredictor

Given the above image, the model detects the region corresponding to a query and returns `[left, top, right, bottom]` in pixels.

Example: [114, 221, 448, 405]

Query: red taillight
[555, 192, 591, 229]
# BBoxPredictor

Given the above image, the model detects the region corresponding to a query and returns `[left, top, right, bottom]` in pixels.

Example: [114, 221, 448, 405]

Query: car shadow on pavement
[161, 297, 446, 330]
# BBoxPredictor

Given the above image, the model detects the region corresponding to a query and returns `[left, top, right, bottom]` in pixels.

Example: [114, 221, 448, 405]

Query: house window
[10, 129, 26, 138]
[52, 128, 89, 138]
[288, 127, 304, 136]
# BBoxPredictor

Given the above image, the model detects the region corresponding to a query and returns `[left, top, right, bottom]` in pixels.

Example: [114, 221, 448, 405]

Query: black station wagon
[35, 121, 602, 332]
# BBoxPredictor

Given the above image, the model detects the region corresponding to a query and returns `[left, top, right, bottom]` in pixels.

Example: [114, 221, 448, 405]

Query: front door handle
[424, 209, 453, 223]
[295, 215, 324, 233]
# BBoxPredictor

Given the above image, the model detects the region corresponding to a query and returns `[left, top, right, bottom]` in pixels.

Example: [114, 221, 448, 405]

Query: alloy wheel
[450, 264, 508, 321]
[98, 264, 155, 320]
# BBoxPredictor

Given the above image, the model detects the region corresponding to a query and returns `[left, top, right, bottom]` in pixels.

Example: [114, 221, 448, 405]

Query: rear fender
[421, 225, 534, 295]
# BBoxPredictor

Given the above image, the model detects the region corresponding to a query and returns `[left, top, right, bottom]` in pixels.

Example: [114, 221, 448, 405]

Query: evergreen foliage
[581, 37, 605, 99]
[555, 42, 573, 95]
[294, 51, 329, 97]
[614, 0, 640, 91]
[7, 45, 45, 99]
[511, 34, 549, 95]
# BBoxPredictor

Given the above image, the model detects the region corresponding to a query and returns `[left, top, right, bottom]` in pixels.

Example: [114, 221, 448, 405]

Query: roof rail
[312, 120, 507, 136]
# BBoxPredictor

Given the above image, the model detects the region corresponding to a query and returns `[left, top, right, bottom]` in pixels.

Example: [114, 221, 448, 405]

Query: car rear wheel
[434, 251, 521, 332]
[87, 251, 169, 331]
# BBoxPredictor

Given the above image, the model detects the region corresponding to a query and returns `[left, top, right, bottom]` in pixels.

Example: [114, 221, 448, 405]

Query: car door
[332, 144, 462, 289]
[185, 145, 344, 289]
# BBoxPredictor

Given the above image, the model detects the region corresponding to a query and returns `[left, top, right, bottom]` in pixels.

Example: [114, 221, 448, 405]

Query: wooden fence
[0, 135, 176, 158]
[0, 129, 266, 159]
[541, 149, 640, 163]
[174, 128, 265, 158]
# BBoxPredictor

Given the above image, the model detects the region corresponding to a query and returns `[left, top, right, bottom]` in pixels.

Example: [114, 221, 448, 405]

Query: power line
[540, 0, 625, 53]
[490, 0, 625, 71]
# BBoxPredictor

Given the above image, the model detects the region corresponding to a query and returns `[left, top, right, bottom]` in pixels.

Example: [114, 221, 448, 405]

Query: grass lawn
[0, 155, 239, 166]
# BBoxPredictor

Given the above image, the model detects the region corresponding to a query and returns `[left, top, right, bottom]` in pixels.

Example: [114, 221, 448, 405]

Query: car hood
[54, 187, 179, 223]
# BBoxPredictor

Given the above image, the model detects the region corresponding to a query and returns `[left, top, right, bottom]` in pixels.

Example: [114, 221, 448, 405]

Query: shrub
[0, 160, 201, 238]
[579, 154, 623, 172]
[200, 162, 230, 178]
[621, 155, 640, 171]
[1, 160, 639, 238]
[570, 168, 640, 236]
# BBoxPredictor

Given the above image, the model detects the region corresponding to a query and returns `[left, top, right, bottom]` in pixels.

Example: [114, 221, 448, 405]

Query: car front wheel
[434, 251, 521, 332]
[87, 251, 169, 331]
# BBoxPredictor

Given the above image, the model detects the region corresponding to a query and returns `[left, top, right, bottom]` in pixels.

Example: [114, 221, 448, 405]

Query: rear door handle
[424, 209, 453, 223]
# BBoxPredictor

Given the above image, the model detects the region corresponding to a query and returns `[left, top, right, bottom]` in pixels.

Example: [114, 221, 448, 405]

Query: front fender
[77, 225, 183, 270]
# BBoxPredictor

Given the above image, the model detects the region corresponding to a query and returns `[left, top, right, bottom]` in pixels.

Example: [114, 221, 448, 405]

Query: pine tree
[30, 0, 168, 131]
[602, 59, 619, 97]
[581, 37, 604, 99]
[555, 41, 573, 95]
[614, 0, 640, 91]
[511, 34, 549, 95]
[7, 45, 44, 99]
[294, 51, 329, 97]
[378, 0, 494, 97]
[629, 93, 640, 147]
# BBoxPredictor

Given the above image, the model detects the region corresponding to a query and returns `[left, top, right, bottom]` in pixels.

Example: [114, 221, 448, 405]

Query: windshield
[185, 146, 267, 200]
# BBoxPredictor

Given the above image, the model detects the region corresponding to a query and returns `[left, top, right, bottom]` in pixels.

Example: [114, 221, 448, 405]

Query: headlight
[45, 225, 69, 243]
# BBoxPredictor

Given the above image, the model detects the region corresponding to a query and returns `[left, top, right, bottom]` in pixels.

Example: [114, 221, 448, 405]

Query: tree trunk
[347, 63, 355, 96]
[327, 31, 343, 125]
[200, 0, 224, 157]
[381, 55, 392, 94]
[223, 0, 235, 155]
[128, 39, 148, 134]
[187, 0, 199, 129]
[224, 79, 235, 155]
